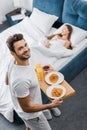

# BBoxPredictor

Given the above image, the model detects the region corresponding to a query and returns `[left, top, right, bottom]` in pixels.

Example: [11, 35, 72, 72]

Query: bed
[0, 0, 87, 123]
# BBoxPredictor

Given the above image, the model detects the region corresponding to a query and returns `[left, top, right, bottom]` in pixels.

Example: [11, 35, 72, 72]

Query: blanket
[30, 45, 73, 66]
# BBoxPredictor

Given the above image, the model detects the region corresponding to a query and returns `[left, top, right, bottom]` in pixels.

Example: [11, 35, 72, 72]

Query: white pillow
[30, 8, 58, 35]
[14, 17, 45, 41]
[53, 23, 87, 48]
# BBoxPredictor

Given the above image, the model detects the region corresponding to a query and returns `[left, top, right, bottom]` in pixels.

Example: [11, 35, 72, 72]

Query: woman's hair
[6, 34, 24, 52]
[47, 24, 73, 40]
[64, 24, 73, 40]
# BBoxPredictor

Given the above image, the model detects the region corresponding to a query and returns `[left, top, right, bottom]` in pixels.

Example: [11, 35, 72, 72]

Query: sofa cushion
[62, 0, 87, 30]
[33, 0, 64, 22]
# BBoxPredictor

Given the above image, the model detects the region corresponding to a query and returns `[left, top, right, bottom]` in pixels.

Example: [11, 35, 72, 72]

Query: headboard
[33, 0, 87, 30]
[33, 0, 64, 22]
[62, 0, 87, 30]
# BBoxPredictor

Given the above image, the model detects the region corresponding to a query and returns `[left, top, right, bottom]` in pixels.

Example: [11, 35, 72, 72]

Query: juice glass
[36, 67, 44, 80]
[35, 64, 42, 69]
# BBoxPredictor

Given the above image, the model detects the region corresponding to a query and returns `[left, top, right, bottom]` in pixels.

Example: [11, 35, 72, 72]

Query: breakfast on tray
[45, 71, 64, 85]
[46, 84, 66, 99]
[49, 74, 59, 83]
[51, 87, 63, 97]
[43, 65, 50, 71]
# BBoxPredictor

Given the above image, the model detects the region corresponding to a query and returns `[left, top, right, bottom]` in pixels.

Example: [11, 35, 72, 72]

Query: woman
[45, 24, 73, 49]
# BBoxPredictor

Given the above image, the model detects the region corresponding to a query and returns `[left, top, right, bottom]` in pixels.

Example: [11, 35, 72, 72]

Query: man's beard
[15, 51, 30, 61]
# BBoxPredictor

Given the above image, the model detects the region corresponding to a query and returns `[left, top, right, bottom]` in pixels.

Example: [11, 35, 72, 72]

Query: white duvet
[30, 46, 73, 66]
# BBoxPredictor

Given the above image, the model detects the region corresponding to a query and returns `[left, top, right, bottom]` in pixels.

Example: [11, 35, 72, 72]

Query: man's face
[13, 39, 31, 60]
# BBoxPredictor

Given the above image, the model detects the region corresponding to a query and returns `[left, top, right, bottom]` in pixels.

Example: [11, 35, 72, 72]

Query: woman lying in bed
[36, 24, 73, 59]
[31, 25, 73, 62]
[44, 24, 73, 50]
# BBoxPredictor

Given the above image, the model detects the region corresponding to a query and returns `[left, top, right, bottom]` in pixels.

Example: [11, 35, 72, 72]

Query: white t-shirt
[8, 60, 42, 120]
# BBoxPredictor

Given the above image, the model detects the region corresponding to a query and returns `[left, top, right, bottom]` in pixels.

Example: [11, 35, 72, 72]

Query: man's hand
[51, 98, 63, 108]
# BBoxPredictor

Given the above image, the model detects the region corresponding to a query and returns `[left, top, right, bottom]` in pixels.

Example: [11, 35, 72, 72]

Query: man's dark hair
[6, 34, 24, 52]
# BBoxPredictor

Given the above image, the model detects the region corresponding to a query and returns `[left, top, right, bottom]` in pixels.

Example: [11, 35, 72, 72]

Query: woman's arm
[47, 34, 56, 40]
[64, 40, 72, 49]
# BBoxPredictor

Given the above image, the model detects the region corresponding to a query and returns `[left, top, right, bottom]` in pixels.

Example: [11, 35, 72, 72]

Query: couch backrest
[62, 0, 87, 30]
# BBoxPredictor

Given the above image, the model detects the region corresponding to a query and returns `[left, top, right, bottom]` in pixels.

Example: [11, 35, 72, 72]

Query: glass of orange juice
[35, 64, 42, 69]
[36, 67, 44, 80]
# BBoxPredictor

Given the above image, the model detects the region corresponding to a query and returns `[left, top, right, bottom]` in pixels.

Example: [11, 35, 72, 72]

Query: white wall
[0, 0, 33, 23]
[0, 0, 14, 22]
[23, 0, 33, 11]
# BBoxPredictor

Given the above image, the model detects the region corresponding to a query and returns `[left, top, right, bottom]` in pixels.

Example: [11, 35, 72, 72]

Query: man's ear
[11, 51, 15, 56]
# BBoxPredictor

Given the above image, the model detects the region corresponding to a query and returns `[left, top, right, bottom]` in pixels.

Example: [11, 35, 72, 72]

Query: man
[6, 34, 63, 130]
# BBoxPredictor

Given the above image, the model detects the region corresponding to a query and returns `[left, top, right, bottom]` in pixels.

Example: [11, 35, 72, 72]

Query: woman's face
[61, 26, 70, 35]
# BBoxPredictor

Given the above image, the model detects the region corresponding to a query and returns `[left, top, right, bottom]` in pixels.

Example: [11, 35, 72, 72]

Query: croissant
[51, 88, 63, 97]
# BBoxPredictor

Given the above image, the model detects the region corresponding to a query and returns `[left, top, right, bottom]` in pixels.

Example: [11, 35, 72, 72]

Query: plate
[45, 71, 64, 85]
[46, 85, 66, 99]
